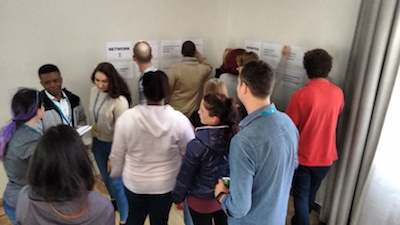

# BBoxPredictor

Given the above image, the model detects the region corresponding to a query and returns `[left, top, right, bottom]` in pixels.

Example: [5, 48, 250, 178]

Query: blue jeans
[92, 138, 129, 222]
[184, 199, 194, 225]
[124, 187, 172, 225]
[3, 199, 17, 225]
[291, 165, 330, 225]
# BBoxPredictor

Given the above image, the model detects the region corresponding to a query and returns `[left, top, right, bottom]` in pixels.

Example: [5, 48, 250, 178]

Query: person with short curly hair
[286, 48, 344, 225]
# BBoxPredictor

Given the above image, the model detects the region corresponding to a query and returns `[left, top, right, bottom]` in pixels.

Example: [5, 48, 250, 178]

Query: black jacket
[172, 125, 232, 203]
[36, 88, 86, 132]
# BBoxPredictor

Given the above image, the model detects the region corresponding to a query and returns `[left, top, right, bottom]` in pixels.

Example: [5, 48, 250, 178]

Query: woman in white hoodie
[110, 70, 194, 225]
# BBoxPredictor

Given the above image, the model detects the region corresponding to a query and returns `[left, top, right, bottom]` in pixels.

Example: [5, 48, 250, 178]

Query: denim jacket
[222, 104, 299, 225]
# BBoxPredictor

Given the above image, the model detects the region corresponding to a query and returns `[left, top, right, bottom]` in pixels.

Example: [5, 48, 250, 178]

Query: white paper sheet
[76, 125, 92, 136]
[107, 42, 132, 60]
[111, 61, 134, 80]
[161, 40, 182, 58]
[287, 46, 307, 68]
[282, 68, 307, 89]
[261, 43, 283, 69]
[244, 40, 261, 57]
[189, 38, 204, 54]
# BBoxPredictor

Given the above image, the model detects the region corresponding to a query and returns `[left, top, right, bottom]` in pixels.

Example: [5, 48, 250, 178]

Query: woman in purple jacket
[172, 93, 239, 225]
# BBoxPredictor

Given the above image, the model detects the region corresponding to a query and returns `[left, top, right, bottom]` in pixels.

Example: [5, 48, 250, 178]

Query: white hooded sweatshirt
[110, 104, 194, 194]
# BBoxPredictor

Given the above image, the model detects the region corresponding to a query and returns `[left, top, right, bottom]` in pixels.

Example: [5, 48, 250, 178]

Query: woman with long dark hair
[0, 88, 44, 225]
[16, 125, 114, 224]
[172, 93, 239, 225]
[89, 62, 131, 224]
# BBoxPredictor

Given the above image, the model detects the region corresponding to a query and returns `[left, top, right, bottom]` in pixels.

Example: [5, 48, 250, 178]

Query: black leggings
[189, 207, 227, 225]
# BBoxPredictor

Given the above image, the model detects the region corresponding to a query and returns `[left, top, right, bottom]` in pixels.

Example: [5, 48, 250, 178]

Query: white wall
[0, 0, 361, 202]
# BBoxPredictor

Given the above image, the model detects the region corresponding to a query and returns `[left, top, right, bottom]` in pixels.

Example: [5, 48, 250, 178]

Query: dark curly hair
[303, 49, 332, 79]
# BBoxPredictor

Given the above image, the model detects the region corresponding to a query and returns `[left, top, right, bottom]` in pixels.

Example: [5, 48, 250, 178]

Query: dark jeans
[124, 187, 172, 225]
[291, 165, 331, 225]
[189, 207, 227, 225]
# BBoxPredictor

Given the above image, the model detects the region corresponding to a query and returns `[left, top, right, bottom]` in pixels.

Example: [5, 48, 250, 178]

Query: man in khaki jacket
[167, 41, 212, 116]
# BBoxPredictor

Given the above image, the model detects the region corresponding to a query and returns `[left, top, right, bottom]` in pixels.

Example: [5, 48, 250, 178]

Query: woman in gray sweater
[16, 125, 115, 225]
[0, 88, 44, 225]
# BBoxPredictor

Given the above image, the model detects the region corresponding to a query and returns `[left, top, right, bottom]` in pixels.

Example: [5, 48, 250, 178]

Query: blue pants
[124, 187, 172, 225]
[3, 199, 17, 225]
[184, 198, 194, 225]
[92, 138, 129, 222]
[291, 165, 330, 225]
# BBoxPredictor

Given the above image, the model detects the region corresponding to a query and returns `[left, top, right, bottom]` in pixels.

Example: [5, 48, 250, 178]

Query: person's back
[168, 41, 212, 116]
[17, 186, 114, 225]
[229, 108, 297, 224]
[16, 125, 114, 225]
[133, 41, 157, 105]
[214, 61, 298, 225]
[173, 93, 239, 225]
[288, 79, 343, 165]
[113, 103, 193, 188]
[3, 126, 41, 204]
[218, 48, 246, 103]
[1, 88, 44, 224]
[110, 70, 194, 225]
[286, 49, 344, 225]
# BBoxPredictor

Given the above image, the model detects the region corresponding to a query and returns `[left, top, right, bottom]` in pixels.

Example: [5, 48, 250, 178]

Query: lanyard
[261, 107, 276, 116]
[53, 97, 71, 126]
[23, 124, 41, 134]
[93, 91, 109, 123]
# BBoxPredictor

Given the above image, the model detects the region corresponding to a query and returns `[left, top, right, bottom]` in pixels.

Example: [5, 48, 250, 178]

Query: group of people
[0, 39, 344, 225]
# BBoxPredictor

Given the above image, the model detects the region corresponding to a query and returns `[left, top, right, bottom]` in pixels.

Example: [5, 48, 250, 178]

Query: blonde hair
[203, 78, 228, 97]
[222, 48, 232, 63]
[236, 51, 259, 67]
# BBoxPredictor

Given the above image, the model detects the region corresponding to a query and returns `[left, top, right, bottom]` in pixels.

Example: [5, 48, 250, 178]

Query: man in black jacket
[36, 64, 86, 133]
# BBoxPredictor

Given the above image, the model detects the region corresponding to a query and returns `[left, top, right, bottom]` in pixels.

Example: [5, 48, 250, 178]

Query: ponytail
[0, 121, 18, 159]
[203, 94, 239, 136]
[224, 97, 240, 135]
[0, 88, 42, 160]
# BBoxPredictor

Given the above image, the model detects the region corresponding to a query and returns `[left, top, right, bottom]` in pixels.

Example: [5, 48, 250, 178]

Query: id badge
[92, 123, 99, 135]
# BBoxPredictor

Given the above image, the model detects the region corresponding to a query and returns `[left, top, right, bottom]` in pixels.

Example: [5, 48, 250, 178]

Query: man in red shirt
[286, 49, 344, 225]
